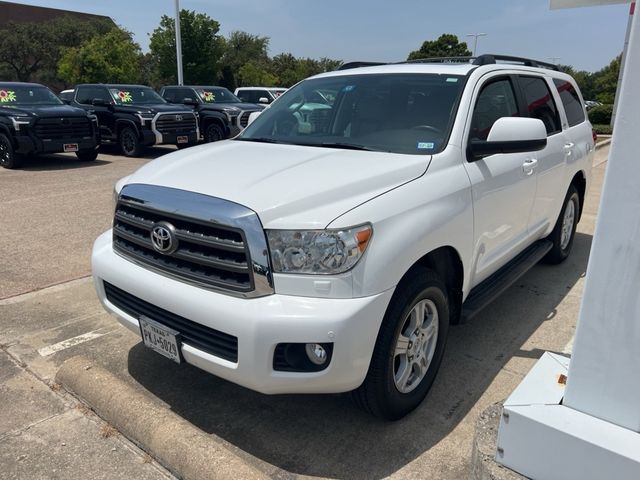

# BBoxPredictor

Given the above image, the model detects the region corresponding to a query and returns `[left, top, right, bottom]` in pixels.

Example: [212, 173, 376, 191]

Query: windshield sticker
[446, 78, 459, 83]
[202, 91, 215, 102]
[342, 85, 356, 92]
[117, 91, 132, 103]
[417, 142, 435, 150]
[0, 90, 17, 103]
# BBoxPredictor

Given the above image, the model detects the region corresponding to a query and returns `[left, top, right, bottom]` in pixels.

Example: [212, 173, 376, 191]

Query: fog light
[305, 343, 327, 365]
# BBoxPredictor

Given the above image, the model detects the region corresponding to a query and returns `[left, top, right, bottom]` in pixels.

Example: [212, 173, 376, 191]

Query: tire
[544, 184, 580, 264]
[352, 267, 450, 420]
[0, 133, 22, 169]
[119, 127, 142, 157]
[204, 123, 224, 143]
[75, 149, 98, 162]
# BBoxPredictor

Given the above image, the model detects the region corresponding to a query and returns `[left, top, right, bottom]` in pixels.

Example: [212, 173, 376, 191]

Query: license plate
[177, 135, 188, 144]
[63, 143, 79, 152]
[139, 316, 182, 363]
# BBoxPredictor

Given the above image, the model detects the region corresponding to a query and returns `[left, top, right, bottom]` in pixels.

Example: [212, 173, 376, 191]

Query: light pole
[466, 33, 487, 56]
[174, 0, 184, 85]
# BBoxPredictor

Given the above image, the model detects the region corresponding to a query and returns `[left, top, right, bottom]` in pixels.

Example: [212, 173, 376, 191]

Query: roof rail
[337, 61, 388, 71]
[336, 55, 561, 72]
[473, 54, 561, 71]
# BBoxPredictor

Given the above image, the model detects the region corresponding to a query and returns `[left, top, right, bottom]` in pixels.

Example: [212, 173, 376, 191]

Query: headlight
[136, 113, 155, 125]
[267, 224, 372, 274]
[9, 115, 31, 131]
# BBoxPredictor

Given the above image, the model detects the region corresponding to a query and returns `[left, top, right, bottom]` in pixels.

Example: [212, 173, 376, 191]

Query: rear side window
[162, 88, 177, 103]
[470, 78, 519, 141]
[519, 76, 561, 136]
[553, 79, 586, 127]
[76, 86, 110, 105]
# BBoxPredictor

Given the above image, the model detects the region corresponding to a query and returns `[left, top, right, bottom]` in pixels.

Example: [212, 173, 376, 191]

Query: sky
[11, 0, 632, 72]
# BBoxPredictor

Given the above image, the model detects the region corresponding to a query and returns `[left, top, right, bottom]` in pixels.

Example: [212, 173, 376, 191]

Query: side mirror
[91, 98, 108, 107]
[247, 111, 262, 127]
[258, 97, 270, 104]
[469, 117, 547, 160]
[183, 97, 198, 106]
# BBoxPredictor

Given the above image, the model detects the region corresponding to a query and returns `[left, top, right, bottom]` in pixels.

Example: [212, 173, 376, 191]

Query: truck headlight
[9, 115, 31, 132]
[267, 225, 372, 274]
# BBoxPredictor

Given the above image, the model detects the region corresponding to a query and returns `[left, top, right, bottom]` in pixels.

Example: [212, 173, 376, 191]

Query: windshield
[0, 86, 63, 106]
[238, 73, 464, 155]
[195, 87, 240, 104]
[109, 87, 166, 105]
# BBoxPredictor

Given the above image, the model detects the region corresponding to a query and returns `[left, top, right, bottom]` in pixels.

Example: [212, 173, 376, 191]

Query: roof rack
[336, 54, 561, 72]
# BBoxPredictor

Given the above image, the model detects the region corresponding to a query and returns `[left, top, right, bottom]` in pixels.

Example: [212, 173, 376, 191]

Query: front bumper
[92, 231, 393, 394]
[14, 133, 99, 155]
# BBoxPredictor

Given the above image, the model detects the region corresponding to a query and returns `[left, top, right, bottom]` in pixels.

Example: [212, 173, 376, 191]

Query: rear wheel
[75, 149, 98, 162]
[544, 184, 580, 264]
[0, 133, 22, 169]
[204, 123, 224, 143]
[119, 127, 142, 157]
[352, 267, 449, 420]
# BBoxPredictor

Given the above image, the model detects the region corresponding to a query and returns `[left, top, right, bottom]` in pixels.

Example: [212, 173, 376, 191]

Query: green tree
[591, 55, 620, 104]
[271, 54, 342, 87]
[220, 31, 271, 89]
[238, 60, 278, 87]
[58, 29, 143, 85]
[407, 34, 472, 60]
[149, 10, 225, 85]
[0, 16, 112, 86]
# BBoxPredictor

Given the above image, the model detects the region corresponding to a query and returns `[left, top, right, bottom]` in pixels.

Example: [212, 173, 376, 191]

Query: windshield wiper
[235, 137, 281, 144]
[295, 141, 374, 151]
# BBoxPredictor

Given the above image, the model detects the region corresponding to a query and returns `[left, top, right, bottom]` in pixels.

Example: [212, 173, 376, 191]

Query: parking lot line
[37, 328, 116, 357]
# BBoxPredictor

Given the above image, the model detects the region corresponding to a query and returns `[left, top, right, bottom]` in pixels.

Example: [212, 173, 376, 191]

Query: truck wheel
[75, 149, 98, 162]
[204, 123, 224, 143]
[119, 127, 142, 157]
[544, 184, 580, 264]
[352, 267, 449, 420]
[0, 133, 22, 169]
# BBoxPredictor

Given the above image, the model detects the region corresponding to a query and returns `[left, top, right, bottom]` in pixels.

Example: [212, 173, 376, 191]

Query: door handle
[522, 158, 538, 175]
[564, 142, 575, 149]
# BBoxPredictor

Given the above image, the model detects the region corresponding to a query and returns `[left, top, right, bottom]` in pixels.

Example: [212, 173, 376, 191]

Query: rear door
[463, 74, 538, 284]
[515, 75, 567, 236]
[75, 86, 114, 139]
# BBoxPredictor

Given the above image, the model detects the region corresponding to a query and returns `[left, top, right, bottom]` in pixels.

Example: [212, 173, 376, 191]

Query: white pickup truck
[93, 55, 593, 420]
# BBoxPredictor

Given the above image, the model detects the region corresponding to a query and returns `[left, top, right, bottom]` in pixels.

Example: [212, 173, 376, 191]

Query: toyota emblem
[175, 114, 183, 122]
[150, 222, 178, 254]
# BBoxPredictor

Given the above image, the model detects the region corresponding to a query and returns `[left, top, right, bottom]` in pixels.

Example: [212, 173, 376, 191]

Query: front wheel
[352, 267, 449, 420]
[204, 123, 224, 143]
[75, 149, 98, 162]
[0, 133, 22, 169]
[544, 184, 580, 264]
[119, 127, 142, 157]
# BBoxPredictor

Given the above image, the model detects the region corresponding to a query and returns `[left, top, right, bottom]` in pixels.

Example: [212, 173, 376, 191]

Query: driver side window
[470, 78, 519, 141]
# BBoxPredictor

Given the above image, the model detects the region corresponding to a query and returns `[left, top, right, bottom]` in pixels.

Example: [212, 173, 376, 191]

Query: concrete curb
[56, 355, 268, 480]
[595, 137, 612, 150]
[470, 403, 526, 480]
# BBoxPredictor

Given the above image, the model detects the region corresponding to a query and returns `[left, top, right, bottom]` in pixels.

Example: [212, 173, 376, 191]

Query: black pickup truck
[0, 82, 99, 169]
[70, 84, 199, 157]
[160, 85, 264, 142]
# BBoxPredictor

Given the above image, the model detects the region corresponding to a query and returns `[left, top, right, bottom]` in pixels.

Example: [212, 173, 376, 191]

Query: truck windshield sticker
[116, 91, 132, 103]
[0, 90, 17, 102]
[342, 85, 356, 92]
[446, 78, 459, 83]
[417, 142, 435, 150]
[202, 91, 215, 102]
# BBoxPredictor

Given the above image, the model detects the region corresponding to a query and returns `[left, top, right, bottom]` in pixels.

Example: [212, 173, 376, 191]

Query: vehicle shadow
[14, 154, 112, 171]
[98, 143, 176, 160]
[127, 232, 592, 479]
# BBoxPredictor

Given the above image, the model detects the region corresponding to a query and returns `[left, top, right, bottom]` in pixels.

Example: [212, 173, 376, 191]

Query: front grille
[104, 282, 238, 362]
[113, 198, 254, 294]
[33, 117, 92, 140]
[155, 113, 197, 135]
[238, 111, 258, 129]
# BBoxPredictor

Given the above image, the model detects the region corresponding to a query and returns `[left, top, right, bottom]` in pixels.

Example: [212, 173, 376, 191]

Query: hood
[125, 140, 431, 229]
[199, 102, 264, 112]
[0, 104, 88, 118]
[114, 103, 194, 115]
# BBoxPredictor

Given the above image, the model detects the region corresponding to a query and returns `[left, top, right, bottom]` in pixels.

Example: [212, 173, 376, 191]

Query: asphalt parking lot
[0, 144, 608, 479]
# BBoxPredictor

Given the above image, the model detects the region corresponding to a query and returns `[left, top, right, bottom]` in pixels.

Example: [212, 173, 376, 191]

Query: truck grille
[238, 111, 258, 129]
[33, 117, 91, 140]
[103, 282, 238, 362]
[113, 198, 254, 294]
[155, 113, 197, 135]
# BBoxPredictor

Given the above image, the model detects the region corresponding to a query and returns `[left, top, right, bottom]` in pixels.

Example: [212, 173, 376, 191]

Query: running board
[461, 239, 553, 322]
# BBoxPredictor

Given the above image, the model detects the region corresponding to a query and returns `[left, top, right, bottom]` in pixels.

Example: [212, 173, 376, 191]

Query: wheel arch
[570, 170, 587, 220]
[401, 246, 464, 325]
[115, 118, 141, 138]
[202, 115, 229, 137]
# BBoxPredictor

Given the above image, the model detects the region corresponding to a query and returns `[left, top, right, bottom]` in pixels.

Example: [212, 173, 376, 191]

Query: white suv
[93, 55, 593, 420]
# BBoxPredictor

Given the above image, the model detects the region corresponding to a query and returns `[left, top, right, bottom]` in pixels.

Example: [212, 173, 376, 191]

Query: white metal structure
[497, 1, 640, 478]
[174, 0, 183, 85]
[93, 59, 593, 419]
